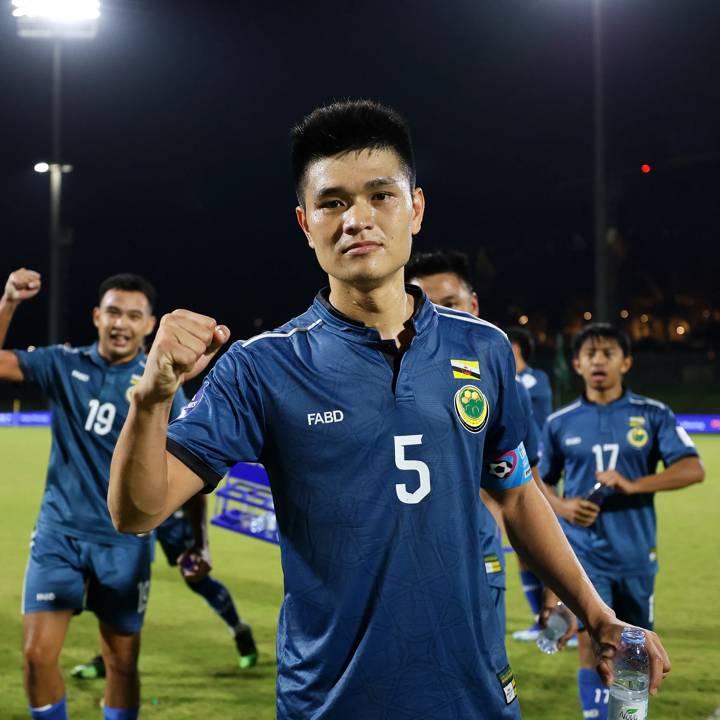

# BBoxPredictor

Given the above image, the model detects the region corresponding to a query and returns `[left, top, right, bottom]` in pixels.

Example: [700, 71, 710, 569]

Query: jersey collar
[580, 386, 632, 408]
[312, 284, 436, 345]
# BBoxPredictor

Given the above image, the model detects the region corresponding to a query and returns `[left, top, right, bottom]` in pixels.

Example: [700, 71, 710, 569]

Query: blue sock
[578, 668, 608, 720]
[187, 575, 241, 630]
[29, 697, 68, 720]
[103, 708, 139, 720]
[519, 569, 543, 625]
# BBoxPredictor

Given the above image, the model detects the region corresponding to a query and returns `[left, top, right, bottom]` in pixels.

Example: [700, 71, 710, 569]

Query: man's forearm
[0, 295, 19, 348]
[632, 457, 704, 493]
[183, 492, 208, 549]
[494, 481, 613, 631]
[108, 393, 175, 533]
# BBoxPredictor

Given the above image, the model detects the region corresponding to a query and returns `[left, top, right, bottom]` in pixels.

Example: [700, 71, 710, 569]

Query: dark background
[2, 0, 719, 355]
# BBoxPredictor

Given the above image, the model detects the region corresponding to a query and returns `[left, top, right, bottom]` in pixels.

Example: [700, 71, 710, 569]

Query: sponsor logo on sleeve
[497, 664, 517, 704]
[454, 384, 489, 433]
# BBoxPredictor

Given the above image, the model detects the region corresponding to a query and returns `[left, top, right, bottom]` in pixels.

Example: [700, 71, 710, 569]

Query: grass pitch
[1, 429, 718, 719]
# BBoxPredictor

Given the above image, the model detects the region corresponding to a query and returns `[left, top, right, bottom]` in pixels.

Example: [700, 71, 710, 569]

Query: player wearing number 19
[539, 323, 704, 720]
[0, 269, 186, 720]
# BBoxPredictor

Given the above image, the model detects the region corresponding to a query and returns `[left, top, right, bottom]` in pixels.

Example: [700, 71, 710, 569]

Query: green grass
[1, 429, 718, 719]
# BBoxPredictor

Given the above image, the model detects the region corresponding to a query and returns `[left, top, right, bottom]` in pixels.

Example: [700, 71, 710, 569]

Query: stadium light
[518, 315, 529, 326]
[583, 311, 593, 321]
[12, 0, 100, 38]
[13, 1, 100, 345]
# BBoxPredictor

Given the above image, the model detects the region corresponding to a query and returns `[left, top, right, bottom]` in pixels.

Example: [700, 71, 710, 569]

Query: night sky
[2, 0, 719, 350]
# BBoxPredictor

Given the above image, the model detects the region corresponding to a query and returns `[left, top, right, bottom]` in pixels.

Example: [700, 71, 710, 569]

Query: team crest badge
[125, 374, 143, 403]
[627, 426, 649, 448]
[454, 384, 489, 433]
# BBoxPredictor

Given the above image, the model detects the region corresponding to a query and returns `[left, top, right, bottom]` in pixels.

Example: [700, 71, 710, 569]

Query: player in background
[0, 269, 189, 720]
[71, 492, 257, 679]
[108, 100, 671, 719]
[539, 323, 704, 720]
[506, 325, 555, 643]
[406, 248, 542, 638]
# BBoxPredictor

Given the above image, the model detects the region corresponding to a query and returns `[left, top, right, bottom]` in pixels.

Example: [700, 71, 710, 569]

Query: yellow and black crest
[454, 384, 489, 433]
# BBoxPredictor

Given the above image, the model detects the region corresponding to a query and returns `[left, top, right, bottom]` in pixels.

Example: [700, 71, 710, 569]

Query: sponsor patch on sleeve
[497, 664, 517, 704]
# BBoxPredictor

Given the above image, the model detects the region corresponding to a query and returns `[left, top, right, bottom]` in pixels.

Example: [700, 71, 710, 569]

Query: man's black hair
[98, 273, 156, 312]
[405, 249, 473, 291]
[506, 327, 535, 363]
[572, 322, 631, 358]
[291, 99, 416, 206]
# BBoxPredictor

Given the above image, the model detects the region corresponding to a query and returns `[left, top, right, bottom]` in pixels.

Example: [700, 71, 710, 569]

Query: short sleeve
[166, 345, 265, 493]
[655, 406, 699, 467]
[14, 346, 61, 395]
[481, 441, 532, 491]
[517, 381, 540, 466]
[485, 342, 528, 459]
[538, 419, 564, 486]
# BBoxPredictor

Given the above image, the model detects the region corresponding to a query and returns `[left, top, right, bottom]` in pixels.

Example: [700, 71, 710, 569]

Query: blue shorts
[579, 563, 655, 630]
[155, 512, 194, 566]
[23, 527, 152, 633]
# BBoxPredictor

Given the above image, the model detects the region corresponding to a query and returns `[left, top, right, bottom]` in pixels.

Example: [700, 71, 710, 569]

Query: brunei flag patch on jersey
[451, 359, 481, 380]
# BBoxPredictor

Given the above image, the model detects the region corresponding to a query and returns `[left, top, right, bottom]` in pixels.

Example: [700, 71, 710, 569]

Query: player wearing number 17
[0, 269, 187, 720]
[109, 100, 672, 719]
[539, 323, 704, 720]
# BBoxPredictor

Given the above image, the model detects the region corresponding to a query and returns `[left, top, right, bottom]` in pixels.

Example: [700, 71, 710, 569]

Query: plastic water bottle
[536, 603, 573, 654]
[608, 627, 650, 719]
[585, 480, 614, 507]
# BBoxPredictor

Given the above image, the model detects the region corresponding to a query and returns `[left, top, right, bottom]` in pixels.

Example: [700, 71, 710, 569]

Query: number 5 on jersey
[394, 435, 431, 504]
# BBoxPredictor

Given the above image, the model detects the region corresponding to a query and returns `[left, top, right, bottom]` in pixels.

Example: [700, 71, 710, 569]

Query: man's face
[410, 272, 478, 316]
[573, 336, 632, 392]
[296, 148, 425, 289]
[92, 289, 156, 363]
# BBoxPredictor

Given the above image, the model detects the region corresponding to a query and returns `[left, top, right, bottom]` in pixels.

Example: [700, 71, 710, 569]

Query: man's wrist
[132, 386, 175, 414]
[0, 293, 20, 308]
[583, 603, 617, 636]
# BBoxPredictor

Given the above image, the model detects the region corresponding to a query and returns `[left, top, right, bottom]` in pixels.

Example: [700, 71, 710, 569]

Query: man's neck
[328, 272, 415, 348]
[585, 383, 624, 405]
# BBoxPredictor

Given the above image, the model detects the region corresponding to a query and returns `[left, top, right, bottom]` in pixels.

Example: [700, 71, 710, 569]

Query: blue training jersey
[16, 343, 187, 546]
[481, 378, 540, 590]
[539, 390, 698, 575]
[518, 366, 552, 432]
[167, 288, 530, 719]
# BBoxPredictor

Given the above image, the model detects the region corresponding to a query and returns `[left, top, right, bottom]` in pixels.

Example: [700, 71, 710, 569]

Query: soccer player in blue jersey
[539, 323, 704, 719]
[406, 248, 542, 637]
[71, 492, 257, 679]
[108, 100, 671, 719]
[506, 325, 555, 642]
[0, 268, 189, 720]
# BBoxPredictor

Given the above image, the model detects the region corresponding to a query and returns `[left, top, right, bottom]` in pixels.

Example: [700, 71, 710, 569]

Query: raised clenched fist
[4, 268, 42, 303]
[134, 309, 230, 405]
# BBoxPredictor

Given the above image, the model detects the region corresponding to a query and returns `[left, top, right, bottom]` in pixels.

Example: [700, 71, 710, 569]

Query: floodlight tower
[12, 0, 101, 344]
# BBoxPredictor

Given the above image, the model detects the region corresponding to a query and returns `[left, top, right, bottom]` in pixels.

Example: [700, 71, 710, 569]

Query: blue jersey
[539, 391, 698, 575]
[167, 288, 529, 719]
[518, 366, 552, 432]
[480, 378, 539, 591]
[16, 343, 187, 546]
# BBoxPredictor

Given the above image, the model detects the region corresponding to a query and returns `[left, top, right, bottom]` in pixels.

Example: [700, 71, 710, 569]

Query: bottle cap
[620, 627, 646, 645]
